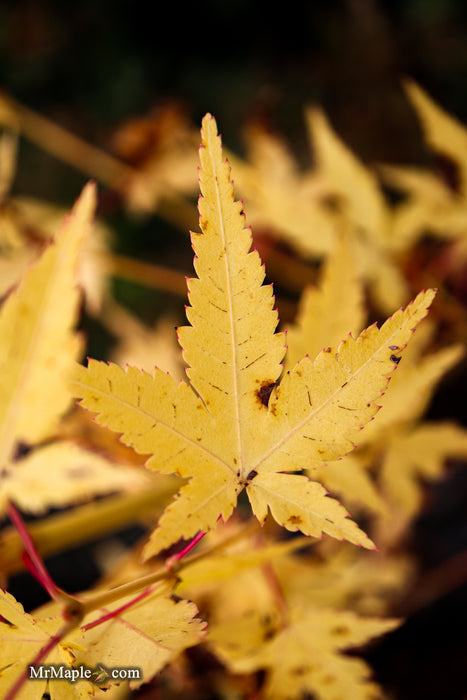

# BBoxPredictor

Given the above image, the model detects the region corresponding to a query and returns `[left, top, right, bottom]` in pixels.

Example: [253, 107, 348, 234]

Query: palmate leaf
[212, 606, 399, 700]
[71, 115, 435, 559]
[0, 588, 205, 698]
[380, 422, 467, 516]
[0, 589, 93, 700]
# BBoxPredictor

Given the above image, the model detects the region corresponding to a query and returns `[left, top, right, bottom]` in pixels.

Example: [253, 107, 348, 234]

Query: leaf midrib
[251, 309, 425, 474]
[206, 125, 244, 474]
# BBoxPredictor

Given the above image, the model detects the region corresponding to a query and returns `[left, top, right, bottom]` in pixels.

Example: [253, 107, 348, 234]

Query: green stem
[0, 480, 177, 575]
[77, 520, 258, 618]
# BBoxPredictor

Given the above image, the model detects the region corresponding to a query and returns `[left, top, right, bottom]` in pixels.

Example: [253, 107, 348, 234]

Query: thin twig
[7, 502, 60, 600]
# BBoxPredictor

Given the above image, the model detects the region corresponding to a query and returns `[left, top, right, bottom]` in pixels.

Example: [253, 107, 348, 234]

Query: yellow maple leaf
[380, 164, 464, 246]
[285, 235, 365, 369]
[0, 184, 141, 521]
[284, 247, 464, 520]
[0, 589, 92, 700]
[0, 183, 96, 466]
[212, 606, 398, 700]
[275, 547, 412, 618]
[404, 79, 467, 197]
[73, 589, 206, 690]
[379, 81, 467, 247]
[356, 341, 463, 447]
[0, 588, 205, 698]
[229, 126, 336, 257]
[319, 340, 462, 518]
[176, 530, 403, 699]
[305, 107, 410, 312]
[12, 195, 112, 315]
[0, 441, 151, 515]
[380, 421, 467, 517]
[306, 107, 388, 244]
[71, 114, 435, 559]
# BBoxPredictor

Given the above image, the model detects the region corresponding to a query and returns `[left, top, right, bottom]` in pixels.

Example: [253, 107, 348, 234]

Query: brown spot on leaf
[247, 470, 258, 481]
[390, 354, 401, 364]
[291, 666, 308, 677]
[257, 381, 276, 407]
[288, 514, 302, 526]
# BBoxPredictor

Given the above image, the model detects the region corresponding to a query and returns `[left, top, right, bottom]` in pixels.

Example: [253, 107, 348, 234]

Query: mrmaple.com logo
[29, 664, 141, 684]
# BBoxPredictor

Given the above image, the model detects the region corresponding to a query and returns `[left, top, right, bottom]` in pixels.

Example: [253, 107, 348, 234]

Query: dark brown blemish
[247, 469, 258, 481]
[288, 514, 302, 526]
[257, 381, 276, 407]
[390, 354, 401, 364]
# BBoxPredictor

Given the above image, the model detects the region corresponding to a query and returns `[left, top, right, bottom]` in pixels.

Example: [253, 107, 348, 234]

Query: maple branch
[81, 579, 173, 632]
[96, 251, 188, 297]
[0, 90, 134, 186]
[0, 482, 175, 576]
[0, 91, 199, 230]
[77, 521, 258, 617]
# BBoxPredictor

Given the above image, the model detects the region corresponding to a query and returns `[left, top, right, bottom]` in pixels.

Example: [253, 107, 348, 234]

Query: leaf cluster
[0, 88, 465, 700]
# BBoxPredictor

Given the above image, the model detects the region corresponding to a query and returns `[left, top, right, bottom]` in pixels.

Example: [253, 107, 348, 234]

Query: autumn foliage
[0, 85, 466, 699]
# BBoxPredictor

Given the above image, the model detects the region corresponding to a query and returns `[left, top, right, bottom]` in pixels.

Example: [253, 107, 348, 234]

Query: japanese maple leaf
[211, 606, 399, 700]
[70, 114, 435, 559]
[0, 588, 205, 698]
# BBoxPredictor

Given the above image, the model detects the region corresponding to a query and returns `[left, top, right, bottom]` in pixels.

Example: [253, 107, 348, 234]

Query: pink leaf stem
[7, 501, 59, 600]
